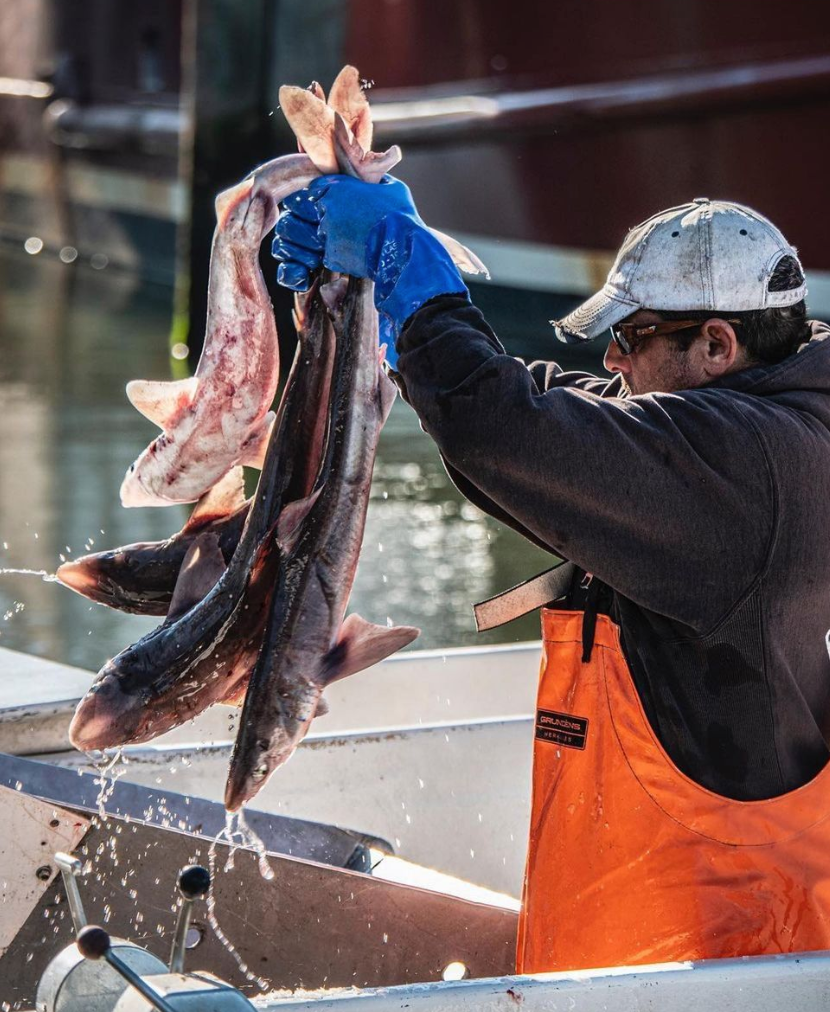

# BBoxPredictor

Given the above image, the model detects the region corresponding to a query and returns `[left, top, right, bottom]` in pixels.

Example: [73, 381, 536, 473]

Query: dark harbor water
[0, 247, 607, 673]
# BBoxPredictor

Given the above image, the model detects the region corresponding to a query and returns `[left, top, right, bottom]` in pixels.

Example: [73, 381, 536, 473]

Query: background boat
[1, 0, 829, 360]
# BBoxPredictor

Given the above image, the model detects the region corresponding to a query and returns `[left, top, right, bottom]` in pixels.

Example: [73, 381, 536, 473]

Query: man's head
[553, 198, 810, 395]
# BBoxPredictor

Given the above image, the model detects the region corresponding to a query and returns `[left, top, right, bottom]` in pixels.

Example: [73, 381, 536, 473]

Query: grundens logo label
[535, 709, 589, 750]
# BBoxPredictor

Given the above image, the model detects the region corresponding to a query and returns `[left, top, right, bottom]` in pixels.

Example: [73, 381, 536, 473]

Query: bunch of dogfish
[57, 67, 484, 809]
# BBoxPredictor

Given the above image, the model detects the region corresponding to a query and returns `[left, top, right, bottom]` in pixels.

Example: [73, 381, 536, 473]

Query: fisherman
[272, 179, 830, 972]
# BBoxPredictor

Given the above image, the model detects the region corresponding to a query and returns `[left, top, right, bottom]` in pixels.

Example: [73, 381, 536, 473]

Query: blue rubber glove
[272, 175, 469, 367]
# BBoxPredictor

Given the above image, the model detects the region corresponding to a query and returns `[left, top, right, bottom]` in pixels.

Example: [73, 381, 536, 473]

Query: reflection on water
[0, 247, 607, 673]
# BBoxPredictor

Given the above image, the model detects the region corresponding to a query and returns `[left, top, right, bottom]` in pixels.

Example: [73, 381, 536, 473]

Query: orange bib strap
[516, 609, 830, 974]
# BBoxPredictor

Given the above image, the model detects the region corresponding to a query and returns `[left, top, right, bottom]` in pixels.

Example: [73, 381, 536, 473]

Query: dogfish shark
[69, 67, 484, 798]
[119, 153, 324, 508]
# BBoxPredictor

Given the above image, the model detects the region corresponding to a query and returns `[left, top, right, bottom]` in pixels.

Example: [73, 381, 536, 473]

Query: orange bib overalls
[516, 608, 830, 973]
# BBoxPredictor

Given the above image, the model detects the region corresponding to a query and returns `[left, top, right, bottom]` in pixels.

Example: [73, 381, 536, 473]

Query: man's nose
[603, 338, 630, 375]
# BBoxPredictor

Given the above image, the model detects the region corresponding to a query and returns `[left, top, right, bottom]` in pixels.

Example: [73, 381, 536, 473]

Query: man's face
[603, 310, 699, 396]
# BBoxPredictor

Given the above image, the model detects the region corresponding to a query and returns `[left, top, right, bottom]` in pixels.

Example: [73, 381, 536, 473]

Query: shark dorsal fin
[426, 227, 489, 277]
[276, 487, 324, 553]
[379, 365, 398, 424]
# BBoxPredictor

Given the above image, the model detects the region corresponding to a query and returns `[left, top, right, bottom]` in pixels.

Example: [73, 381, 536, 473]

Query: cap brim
[551, 287, 639, 344]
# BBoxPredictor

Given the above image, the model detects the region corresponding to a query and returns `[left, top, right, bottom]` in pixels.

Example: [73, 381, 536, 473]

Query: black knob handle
[77, 924, 111, 960]
[78, 923, 180, 1012]
[177, 864, 211, 900]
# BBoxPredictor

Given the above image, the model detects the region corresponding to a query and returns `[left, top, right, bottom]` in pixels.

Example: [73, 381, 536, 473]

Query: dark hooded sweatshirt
[394, 297, 830, 801]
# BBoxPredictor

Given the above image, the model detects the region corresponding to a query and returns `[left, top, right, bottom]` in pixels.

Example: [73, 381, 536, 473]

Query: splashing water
[240, 811, 276, 881]
[205, 813, 274, 991]
[214, 810, 274, 881]
[91, 749, 127, 819]
[0, 567, 57, 581]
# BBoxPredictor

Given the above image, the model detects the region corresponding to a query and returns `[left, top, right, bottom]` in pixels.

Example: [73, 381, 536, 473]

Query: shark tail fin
[279, 85, 339, 174]
[327, 65, 373, 152]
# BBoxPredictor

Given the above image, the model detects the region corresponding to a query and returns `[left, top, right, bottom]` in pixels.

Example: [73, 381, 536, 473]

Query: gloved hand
[272, 175, 469, 366]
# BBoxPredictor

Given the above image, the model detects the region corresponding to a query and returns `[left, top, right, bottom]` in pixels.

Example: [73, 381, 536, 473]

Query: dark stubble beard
[619, 346, 696, 397]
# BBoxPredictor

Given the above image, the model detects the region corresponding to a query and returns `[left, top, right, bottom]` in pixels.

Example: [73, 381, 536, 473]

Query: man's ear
[695, 318, 741, 378]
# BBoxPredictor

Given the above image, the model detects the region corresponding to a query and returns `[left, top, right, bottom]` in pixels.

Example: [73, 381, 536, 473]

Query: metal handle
[54, 851, 87, 932]
[169, 864, 211, 974]
[77, 925, 179, 1012]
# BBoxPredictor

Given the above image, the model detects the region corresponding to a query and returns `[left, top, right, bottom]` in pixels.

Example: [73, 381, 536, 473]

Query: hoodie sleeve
[394, 296, 774, 633]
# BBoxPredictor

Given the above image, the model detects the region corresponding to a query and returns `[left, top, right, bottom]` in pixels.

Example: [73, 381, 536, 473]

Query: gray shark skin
[224, 277, 418, 811]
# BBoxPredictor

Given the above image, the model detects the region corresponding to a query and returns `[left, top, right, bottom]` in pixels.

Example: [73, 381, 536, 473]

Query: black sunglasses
[611, 318, 741, 355]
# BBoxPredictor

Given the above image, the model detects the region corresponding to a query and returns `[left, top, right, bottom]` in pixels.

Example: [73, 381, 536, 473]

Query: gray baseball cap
[552, 198, 807, 344]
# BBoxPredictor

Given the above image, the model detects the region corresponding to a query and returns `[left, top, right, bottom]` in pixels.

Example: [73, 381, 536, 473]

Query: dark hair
[652, 256, 811, 365]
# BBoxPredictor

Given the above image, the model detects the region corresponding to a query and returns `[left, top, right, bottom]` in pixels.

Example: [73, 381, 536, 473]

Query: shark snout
[69, 673, 142, 751]
[120, 465, 178, 508]
[56, 558, 100, 598]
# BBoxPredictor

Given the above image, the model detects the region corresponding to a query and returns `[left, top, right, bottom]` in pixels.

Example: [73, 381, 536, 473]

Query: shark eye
[253, 762, 268, 780]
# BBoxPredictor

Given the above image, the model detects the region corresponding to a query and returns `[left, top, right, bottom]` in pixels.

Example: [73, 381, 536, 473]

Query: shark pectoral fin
[126, 377, 199, 428]
[238, 412, 276, 470]
[426, 227, 490, 278]
[166, 532, 227, 622]
[314, 695, 330, 718]
[276, 486, 324, 553]
[183, 466, 248, 531]
[319, 613, 420, 685]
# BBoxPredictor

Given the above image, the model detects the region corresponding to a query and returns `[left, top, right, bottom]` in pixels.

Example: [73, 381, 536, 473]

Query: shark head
[224, 709, 312, 812]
